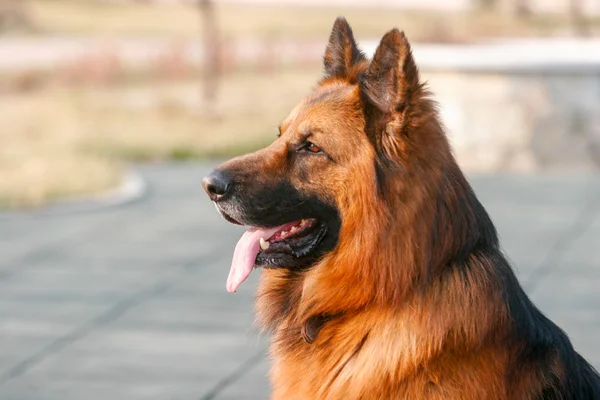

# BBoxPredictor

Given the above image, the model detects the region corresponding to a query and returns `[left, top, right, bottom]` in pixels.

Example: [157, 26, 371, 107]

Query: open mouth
[226, 218, 327, 293]
[257, 218, 323, 257]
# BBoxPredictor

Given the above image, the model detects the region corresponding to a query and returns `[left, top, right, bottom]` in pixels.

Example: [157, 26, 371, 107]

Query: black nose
[202, 169, 232, 201]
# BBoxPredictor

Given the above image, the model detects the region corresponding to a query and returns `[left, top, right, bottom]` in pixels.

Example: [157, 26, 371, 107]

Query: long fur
[245, 18, 600, 400]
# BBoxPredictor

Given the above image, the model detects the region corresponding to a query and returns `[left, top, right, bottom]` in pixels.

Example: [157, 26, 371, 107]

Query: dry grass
[27, 0, 599, 42]
[5, 0, 598, 208]
[0, 68, 321, 208]
[0, 91, 122, 208]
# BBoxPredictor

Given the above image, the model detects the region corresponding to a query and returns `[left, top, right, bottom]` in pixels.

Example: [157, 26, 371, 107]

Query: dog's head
[203, 18, 449, 293]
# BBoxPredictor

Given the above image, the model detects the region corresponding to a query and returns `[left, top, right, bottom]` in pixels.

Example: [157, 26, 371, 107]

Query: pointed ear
[323, 17, 366, 79]
[360, 29, 420, 114]
[360, 30, 425, 163]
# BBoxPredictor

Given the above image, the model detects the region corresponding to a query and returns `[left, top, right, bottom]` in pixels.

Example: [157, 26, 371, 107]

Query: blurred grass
[3, 0, 599, 208]
[0, 68, 320, 208]
[0, 91, 122, 208]
[28, 0, 600, 42]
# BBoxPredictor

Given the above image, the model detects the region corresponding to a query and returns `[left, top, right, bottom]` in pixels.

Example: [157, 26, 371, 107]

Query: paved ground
[0, 162, 599, 400]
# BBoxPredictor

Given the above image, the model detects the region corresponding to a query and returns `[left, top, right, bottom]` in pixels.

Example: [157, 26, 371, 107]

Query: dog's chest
[267, 319, 510, 400]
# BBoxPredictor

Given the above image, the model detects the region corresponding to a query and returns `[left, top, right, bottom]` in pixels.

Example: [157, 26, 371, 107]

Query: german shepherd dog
[202, 18, 600, 399]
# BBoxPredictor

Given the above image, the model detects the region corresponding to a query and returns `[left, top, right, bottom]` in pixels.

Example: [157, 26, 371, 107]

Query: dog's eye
[305, 142, 322, 154]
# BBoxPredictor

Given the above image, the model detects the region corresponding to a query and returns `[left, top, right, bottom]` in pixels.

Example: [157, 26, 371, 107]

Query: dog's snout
[202, 170, 232, 201]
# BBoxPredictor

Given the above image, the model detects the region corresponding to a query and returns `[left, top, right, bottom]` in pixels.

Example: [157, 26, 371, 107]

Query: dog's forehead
[281, 83, 359, 134]
[307, 82, 354, 105]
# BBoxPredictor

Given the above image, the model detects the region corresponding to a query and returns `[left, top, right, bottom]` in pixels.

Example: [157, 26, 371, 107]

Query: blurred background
[1, 0, 599, 399]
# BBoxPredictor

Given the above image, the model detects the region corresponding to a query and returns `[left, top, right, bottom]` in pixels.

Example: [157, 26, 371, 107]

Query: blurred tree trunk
[569, 0, 590, 36]
[477, 0, 530, 19]
[0, 0, 34, 33]
[514, 0, 531, 18]
[500, 0, 531, 19]
[475, 0, 497, 11]
[199, 0, 220, 116]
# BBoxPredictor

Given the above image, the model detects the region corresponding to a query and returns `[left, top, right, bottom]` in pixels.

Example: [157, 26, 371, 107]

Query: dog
[202, 17, 600, 399]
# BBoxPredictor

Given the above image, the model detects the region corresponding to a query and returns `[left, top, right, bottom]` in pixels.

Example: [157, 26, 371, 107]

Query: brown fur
[208, 17, 600, 400]
[255, 21, 514, 399]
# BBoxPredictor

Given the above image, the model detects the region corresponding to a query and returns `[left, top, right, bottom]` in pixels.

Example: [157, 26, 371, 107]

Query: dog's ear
[361, 29, 419, 113]
[360, 29, 425, 162]
[323, 17, 366, 79]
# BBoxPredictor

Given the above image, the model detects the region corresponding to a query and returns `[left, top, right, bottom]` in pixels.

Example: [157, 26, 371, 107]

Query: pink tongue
[226, 225, 284, 293]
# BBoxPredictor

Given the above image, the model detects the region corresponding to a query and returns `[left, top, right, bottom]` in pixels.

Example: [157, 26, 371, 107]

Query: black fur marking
[423, 166, 600, 398]
[302, 314, 339, 344]
[431, 171, 499, 271]
[218, 178, 341, 272]
[374, 156, 388, 199]
[478, 241, 600, 399]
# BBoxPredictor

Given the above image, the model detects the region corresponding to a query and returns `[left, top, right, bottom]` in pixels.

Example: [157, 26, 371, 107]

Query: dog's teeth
[290, 226, 298, 233]
[259, 237, 270, 250]
[281, 230, 288, 237]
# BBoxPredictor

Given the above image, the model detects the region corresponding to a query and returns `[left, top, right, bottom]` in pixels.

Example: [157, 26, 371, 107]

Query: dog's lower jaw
[255, 223, 333, 270]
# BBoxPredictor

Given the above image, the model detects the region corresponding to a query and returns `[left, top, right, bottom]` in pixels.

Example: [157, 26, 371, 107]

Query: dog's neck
[256, 162, 500, 347]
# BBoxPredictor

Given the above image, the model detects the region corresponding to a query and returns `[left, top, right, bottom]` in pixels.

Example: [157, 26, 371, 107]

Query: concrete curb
[0, 167, 148, 220]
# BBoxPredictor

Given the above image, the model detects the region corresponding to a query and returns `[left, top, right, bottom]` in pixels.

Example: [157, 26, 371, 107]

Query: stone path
[1, 163, 599, 399]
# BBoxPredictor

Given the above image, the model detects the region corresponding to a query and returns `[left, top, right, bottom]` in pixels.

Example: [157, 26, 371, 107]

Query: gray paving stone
[0, 300, 109, 373]
[0, 379, 212, 400]
[560, 216, 600, 267]
[214, 358, 271, 400]
[530, 264, 600, 325]
[0, 334, 61, 373]
[1, 327, 266, 399]
[0, 268, 151, 301]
